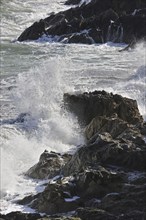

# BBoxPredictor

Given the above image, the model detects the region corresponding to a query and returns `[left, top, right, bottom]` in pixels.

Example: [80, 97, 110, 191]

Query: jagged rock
[17, 0, 146, 43]
[26, 150, 71, 179]
[18, 19, 46, 42]
[73, 167, 125, 199]
[64, 91, 143, 126]
[30, 179, 80, 214]
[12, 91, 146, 218]
[63, 131, 146, 175]
[85, 115, 143, 140]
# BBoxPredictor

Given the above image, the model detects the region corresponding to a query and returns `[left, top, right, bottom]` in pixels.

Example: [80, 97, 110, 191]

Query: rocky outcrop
[4, 91, 146, 219]
[64, 90, 143, 126]
[26, 150, 71, 179]
[17, 0, 146, 44]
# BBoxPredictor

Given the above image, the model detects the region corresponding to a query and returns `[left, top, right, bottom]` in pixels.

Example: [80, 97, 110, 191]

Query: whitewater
[0, 0, 146, 214]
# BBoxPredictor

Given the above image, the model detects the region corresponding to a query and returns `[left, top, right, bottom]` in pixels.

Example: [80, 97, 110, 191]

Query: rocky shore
[1, 90, 146, 220]
[17, 0, 146, 45]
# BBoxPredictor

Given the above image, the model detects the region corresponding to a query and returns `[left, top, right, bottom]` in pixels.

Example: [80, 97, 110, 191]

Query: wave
[0, 59, 84, 213]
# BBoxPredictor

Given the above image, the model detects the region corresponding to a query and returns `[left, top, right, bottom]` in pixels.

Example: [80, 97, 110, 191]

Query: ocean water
[0, 0, 146, 214]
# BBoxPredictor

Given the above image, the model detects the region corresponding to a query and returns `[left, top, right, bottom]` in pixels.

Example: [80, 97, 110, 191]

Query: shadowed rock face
[17, 0, 146, 44]
[64, 91, 143, 126]
[2, 91, 146, 219]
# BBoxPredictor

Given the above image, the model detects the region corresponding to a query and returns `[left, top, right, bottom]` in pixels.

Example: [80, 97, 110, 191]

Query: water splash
[0, 58, 84, 213]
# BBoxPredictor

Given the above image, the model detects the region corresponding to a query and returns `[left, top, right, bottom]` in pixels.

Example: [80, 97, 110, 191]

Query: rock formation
[17, 0, 146, 44]
[2, 90, 145, 219]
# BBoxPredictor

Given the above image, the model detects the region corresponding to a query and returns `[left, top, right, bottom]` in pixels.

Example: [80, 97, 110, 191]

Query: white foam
[0, 59, 84, 213]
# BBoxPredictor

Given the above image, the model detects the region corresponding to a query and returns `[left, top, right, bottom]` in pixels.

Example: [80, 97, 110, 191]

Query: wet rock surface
[2, 91, 146, 219]
[17, 0, 146, 44]
[64, 90, 143, 126]
[26, 150, 71, 179]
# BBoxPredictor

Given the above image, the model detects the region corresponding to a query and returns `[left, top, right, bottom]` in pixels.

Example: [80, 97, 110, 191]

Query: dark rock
[0, 211, 42, 220]
[10, 91, 146, 218]
[0, 212, 81, 220]
[26, 150, 71, 179]
[98, 9, 119, 42]
[68, 33, 94, 44]
[118, 211, 145, 220]
[73, 167, 125, 199]
[64, 91, 143, 126]
[30, 180, 80, 214]
[88, 28, 103, 43]
[117, 15, 146, 43]
[63, 131, 146, 175]
[64, 0, 81, 5]
[76, 207, 117, 220]
[85, 115, 143, 140]
[17, 0, 146, 44]
[18, 19, 46, 41]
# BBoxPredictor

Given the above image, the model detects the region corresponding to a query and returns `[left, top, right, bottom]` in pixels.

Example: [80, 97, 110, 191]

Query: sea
[0, 0, 146, 214]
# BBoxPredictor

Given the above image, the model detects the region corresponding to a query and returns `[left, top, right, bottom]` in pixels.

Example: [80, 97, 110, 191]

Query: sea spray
[0, 59, 84, 213]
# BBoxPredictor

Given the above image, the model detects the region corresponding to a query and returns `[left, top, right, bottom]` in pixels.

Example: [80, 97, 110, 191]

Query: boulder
[26, 150, 71, 179]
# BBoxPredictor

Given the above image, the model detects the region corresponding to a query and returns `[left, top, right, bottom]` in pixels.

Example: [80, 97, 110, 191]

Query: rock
[76, 207, 117, 220]
[30, 179, 80, 214]
[63, 131, 146, 175]
[73, 167, 125, 199]
[68, 33, 94, 44]
[84, 115, 144, 140]
[64, 91, 143, 126]
[98, 9, 119, 42]
[18, 19, 46, 41]
[26, 150, 71, 179]
[0, 212, 42, 220]
[64, 0, 81, 5]
[88, 28, 103, 43]
[11, 90, 146, 218]
[17, 0, 146, 44]
[0, 212, 81, 220]
[117, 15, 146, 43]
